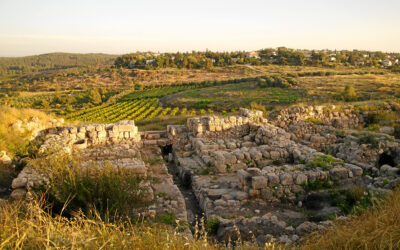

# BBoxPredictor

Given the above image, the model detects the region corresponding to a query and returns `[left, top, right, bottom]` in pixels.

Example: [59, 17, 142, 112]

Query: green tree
[89, 88, 102, 104]
[343, 84, 357, 101]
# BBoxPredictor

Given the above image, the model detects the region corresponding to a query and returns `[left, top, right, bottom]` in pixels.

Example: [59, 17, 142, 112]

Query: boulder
[329, 167, 349, 180]
[0, 151, 12, 165]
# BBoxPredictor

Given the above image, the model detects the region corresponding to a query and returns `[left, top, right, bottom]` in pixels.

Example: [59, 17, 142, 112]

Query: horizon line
[2, 46, 400, 58]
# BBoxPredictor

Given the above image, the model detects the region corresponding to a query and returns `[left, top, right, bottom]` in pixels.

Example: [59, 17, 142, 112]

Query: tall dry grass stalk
[0, 197, 282, 249]
[301, 188, 400, 250]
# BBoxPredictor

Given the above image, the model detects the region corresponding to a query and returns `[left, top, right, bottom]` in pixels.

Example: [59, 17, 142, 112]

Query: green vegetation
[32, 154, 146, 221]
[115, 48, 400, 70]
[306, 118, 325, 125]
[330, 185, 374, 215]
[66, 98, 196, 123]
[162, 81, 303, 111]
[356, 132, 380, 149]
[301, 178, 332, 191]
[0, 53, 116, 76]
[257, 75, 298, 88]
[205, 216, 220, 235]
[306, 155, 337, 170]
[199, 167, 211, 175]
[302, 187, 400, 249]
[342, 84, 358, 101]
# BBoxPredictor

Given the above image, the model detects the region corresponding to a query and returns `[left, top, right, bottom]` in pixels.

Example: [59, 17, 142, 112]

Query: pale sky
[0, 0, 399, 56]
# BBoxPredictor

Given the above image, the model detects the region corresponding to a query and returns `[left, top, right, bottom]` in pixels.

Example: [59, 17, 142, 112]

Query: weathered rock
[0, 151, 12, 165]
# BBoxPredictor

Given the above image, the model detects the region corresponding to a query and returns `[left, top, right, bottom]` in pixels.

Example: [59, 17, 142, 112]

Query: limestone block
[249, 149, 262, 161]
[267, 173, 280, 187]
[87, 131, 97, 139]
[280, 173, 293, 185]
[345, 164, 363, 177]
[10, 189, 27, 199]
[247, 168, 261, 176]
[270, 151, 280, 160]
[77, 132, 86, 140]
[223, 152, 237, 165]
[11, 177, 27, 189]
[329, 167, 349, 180]
[252, 176, 268, 189]
[78, 127, 86, 133]
[69, 127, 78, 134]
[86, 125, 95, 132]
[97, 131, 107, 139]
[237, 169, 251, 185]
[231, 162, 247, 172]
[295, 174, 308, 185]
[0, 151, 12, 165]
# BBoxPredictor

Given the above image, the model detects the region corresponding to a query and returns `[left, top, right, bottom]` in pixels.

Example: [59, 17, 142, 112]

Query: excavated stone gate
[10, 107, 400, 246]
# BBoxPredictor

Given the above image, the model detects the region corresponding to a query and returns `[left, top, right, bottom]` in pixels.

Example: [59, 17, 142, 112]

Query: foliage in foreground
[0, 199, 212, 249]
[301, 188, 400, 250]
[0, 197, 282, 249]
[31, 153, 146, 221]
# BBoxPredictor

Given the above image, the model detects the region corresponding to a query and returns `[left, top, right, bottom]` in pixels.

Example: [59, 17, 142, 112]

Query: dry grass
[0, 105, 53, 157]
[136, 115, 190, 131]
[297, 73, 400, 101]
[301, 188, 400, 250]
[0, 198, 281, 249]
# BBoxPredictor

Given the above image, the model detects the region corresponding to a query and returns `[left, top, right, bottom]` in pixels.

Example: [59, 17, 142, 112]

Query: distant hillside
[0, 53, 117, 76]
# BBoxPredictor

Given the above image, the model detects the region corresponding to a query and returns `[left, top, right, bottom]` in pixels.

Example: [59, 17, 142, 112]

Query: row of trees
[114, 51, 260, 70]
[114, 48, 400, 70]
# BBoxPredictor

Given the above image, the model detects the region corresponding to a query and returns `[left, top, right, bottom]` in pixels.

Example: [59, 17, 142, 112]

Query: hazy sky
[0, 0, 399, 56]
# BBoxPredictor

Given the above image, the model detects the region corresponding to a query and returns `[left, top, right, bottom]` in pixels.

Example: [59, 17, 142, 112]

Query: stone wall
[39, 120, 140, 155]
[270, 105, 362, 129]
[11, 117, 65, 139]
[140, 130, 169, 147]
[186, 108, 267, 138]
[237, 162, 363, 202]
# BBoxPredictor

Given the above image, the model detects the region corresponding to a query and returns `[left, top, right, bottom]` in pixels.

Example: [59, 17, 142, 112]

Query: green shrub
[199, 168, 210, 175]
[160, 212, 176, 226]
[306, 155, 336, 170]
[330, 185, 373, 215]
[342, 84, 357, 101]
[366, 124, 381, 132]
[306, 118, 324, 125]
[357, 133, 380, 149]
[368, 112, 399, 125]
[205, 216, 220, 235]
[301, 178, 332, 191]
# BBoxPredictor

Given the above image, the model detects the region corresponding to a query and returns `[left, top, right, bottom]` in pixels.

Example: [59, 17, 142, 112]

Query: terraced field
[66, 85, 215, 123]
[160, 81, 305, 111]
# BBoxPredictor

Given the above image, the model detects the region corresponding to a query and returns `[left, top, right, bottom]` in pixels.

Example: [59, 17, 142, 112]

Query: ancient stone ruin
[9, 106, 400, 245]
